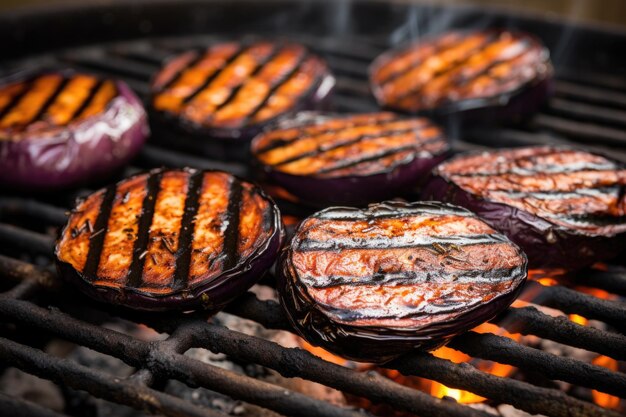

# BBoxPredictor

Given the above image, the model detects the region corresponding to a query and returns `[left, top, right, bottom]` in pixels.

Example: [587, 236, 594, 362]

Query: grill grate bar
[492, 306, 626, 361]
[547, 97, 626, 127]
[0, 198, 69, 226]
[448, 332, 626, 398]
[0, 223, 55, 255]
[2, 254, 625, 417]
[180, 321, 621, 417]
[581, 267, 626, 297]
[530, 113, 626, 146]
[0, 337, 230, 417]
[0, 392, 69, 417]
[136, 145, 249, 177]
[522, 280, 626, 331]
[554, 81, 626, 108]
[387, 352, 623, 417]
[0, 298, 394, 417]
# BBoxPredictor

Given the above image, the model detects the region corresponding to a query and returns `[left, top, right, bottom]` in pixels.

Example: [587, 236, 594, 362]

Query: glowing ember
[592, 355, 621, 409]
[299, 340, 350, 366]
[428, 322, 520, 403]
[568, 314, 588, 326]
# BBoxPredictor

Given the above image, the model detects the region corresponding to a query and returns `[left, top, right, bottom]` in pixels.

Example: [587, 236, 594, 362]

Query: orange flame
[429, 322, 520, 403]
[592, 356, 621, 409]
[568, 314, 588, 326]
[299, 340, 350, 366]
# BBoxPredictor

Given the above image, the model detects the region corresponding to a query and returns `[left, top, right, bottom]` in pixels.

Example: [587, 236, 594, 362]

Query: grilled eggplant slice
[369, 30, 552, 121]
[56, 168, 284, 311]
[278, 201, 527, 363]
[251, 112, 449, 206]
[150, 41, 335, 159]
[422, 146, 626, 269]
[0, 70, 148, 190]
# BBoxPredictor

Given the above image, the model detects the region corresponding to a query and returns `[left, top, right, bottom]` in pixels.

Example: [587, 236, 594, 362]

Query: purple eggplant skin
[431, 73, 554, 126]
[251, 112, 450, 207]
[0, 81, 149, 191]
[55, 172, 285, 312]
[277, 233, 526, 364]
[150, 70, 336, 162]
[369, 30, 554, 125]
[259, 151, 449, 208]
[421, 175, 626, 270]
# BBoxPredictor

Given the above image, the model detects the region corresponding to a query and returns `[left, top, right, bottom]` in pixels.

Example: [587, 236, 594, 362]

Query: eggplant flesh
[422, 146, 626, 269]
[369, 30, 553, 120]
[278, 201, 527, 363]
[55, 168, 284, 311]
[150, 41, 335, 151]
[0, 71, 148, 190]
[251, 112, 449, 206]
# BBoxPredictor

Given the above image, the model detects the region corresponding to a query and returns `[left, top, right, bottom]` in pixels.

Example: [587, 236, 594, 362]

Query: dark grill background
[0, 2, 625, 417]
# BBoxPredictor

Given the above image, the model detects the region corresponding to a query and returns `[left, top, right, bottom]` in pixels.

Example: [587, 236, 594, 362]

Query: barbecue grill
[1, 1, 625, 416]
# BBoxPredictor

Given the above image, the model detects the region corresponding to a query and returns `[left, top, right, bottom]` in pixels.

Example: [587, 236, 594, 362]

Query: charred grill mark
[433, 40, 530, 91]
[301, 266, 523, 289]
[158, 51, 204, 93]
[181, 45, 247, 105]
[297, 233, 501, 252]
[439, 147, 626, 233]
[450, 161, 617, 177]
[208, 45, 283, 119]
[127, 172, 163, 288]
[312, 204, 472, 221]
[0, 81, 31, 122]
[243, 51, 309, 123]
[83, 185, 117, 280]
[0, 75, 64, 129]
[313, 145, 417, 175]
[392, 33, 500, 102]
[66, 79, 104, 123]
[253, 114, 398, 155]
[378, 33, 467, 85]
[373, 30, 549, 112]
[222, 178, 243, 271]
[27, 77, 71, 126]
[78, 81, 118, 119]
[270, 127, 424, 167]
[172, 171, 204, 290]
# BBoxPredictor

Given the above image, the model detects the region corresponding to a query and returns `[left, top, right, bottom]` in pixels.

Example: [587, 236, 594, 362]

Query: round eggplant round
[0, 70, 149, 190]
[422, 146, 626, 270]
[55, 168, 284, 311]
[277, 201, 527, 363]
[369, 29, 553, 122]
[150, 41, 335, 159]
[251, 112, 450, 207]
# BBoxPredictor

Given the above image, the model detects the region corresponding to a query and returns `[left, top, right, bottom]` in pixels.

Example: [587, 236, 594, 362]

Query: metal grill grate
[1, 2, 626, 417]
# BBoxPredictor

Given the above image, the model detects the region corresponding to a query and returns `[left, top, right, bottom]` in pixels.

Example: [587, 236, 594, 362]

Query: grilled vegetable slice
[369, 30, 552, 120]
[422, 146, 626, 269]
[278, 201, 527, 362]
[0, 70, 148, 190]
[150, 41, 335, 158]
[251, 112, 449, 206]
[56, 168, 284, 311]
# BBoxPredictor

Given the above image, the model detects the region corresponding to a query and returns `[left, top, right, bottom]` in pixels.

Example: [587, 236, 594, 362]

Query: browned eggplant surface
[369, 30, 552, 114]
[252, 112, 448, 178]
[151, 41, 333, 134]
[56, 168, 283, 310]
[278, 201, 527, 362]
[433, 147, 626, 235]
[0, 72, 119, 139]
